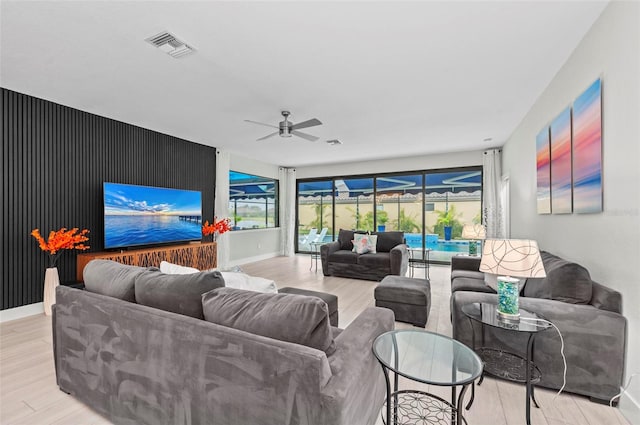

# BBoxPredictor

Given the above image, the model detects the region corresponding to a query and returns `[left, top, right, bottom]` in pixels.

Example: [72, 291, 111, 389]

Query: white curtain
[279, 167, 296, 256]
[483, 149, 507, 239]
[215, 150, 231, 269]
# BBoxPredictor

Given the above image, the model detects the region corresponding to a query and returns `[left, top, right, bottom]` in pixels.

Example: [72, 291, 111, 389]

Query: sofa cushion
[452, 276, 497, 294]
[523, 251, 592, 304]
[135, 269, 225, 319]
[83, 259, 146, 302]
[373, 231, 404, 252]
[202, 287, 336, 355]
[328, 250, 359, 264]
[338, 229, 356, 251]
[358, 252, 391, 268]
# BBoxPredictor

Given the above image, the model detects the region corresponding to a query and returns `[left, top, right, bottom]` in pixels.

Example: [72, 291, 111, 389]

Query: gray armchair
[450, 252, 626, 403]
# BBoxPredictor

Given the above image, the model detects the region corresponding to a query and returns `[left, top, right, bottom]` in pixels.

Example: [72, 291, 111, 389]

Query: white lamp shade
[479, 239, 546, 278]
[461, 224, 486, 239]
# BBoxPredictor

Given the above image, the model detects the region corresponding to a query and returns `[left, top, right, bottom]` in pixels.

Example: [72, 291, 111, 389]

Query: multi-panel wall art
[536, 78, 603, 214]
[572, 79, 603, 213]
[550, 107, 573, 214]
[536, 128, 551, 214]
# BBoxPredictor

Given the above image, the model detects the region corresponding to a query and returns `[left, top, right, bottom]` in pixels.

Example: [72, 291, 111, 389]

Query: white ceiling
[1, 1, 608, 167]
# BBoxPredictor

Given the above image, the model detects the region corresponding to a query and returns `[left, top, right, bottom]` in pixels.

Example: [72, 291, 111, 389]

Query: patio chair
[314, 228, 328, 244]
[299, 228, 318, 251]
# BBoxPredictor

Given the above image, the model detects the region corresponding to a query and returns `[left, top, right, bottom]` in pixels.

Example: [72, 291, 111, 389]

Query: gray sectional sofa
[53, 260, 394, 425]
[321, 230, 408, 281]
[450, 251, 626, 403]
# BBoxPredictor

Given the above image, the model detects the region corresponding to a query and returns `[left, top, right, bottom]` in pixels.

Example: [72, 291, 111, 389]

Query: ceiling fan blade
[256, 131, 279, 141]
[291, 130, 319, 142]
[291, 118, 322, 131]
[245, 119, 279, 129]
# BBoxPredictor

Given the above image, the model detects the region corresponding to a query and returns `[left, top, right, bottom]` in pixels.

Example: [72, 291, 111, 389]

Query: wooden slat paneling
[1, 88, 217, 310]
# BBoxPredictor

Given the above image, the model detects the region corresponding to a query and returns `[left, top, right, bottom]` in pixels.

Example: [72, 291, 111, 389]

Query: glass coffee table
[461, 303, 552, 425]
[373, 330, 483, 425]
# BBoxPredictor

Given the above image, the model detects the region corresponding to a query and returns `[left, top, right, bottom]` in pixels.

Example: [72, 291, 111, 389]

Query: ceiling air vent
[145, 31, 195, 58]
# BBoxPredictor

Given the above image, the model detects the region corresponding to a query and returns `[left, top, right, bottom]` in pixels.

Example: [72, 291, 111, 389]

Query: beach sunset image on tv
[572, 78, 602, 213]
[104, 183, 202, 249]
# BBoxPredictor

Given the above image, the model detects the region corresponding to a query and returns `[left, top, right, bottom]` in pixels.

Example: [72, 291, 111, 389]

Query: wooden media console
[76, 242, 217, 282]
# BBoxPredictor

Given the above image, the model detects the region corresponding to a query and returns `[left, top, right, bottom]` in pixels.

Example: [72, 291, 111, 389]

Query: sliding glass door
[296, 167, 482, 262]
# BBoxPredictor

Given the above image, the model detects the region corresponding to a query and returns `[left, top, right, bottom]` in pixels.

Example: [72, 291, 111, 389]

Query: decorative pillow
[366, 234, 378, 254]
[135, 269, 225, 319]
[202, 287, 336, 355]
[351, 233, 378, 254]
[221, 272, 277, 293]
[83, 259, 146, 302]
[160, 260, 199, 275]
[352, 234, 370, 254]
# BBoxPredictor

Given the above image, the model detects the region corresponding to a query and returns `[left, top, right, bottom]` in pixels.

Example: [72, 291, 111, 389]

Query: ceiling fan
[245, 111, 322, 142]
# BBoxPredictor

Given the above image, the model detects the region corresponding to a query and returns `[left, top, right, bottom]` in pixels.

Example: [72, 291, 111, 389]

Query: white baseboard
[229, 252, 281, 267]
[0, 302, 44, 323]
[620, 386, 640, 425]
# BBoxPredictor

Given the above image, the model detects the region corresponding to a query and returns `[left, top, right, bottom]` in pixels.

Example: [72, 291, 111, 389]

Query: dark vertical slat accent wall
[1, 88, 216, 310]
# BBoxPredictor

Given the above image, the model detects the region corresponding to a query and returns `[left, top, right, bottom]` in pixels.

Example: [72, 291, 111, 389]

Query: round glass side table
[461, 302, 552, 425]
[373, 329, 483, 425]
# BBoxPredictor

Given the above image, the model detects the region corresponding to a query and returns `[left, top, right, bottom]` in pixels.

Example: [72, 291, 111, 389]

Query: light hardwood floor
[0, 255, 629, 425]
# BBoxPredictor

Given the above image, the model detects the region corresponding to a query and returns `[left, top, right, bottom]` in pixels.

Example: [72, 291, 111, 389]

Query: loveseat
[450, 251, 626, 403]
[53, 260, 394, 425]
[321, 230, 408, 281]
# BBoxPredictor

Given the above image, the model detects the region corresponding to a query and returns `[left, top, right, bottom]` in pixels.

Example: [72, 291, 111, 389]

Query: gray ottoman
[374, 276, 431, 327]
[278, 287, 339, 327]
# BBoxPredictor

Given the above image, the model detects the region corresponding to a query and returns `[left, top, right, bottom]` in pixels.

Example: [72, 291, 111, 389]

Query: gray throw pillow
[338, 229, 355, 251]
[373, 231, 404, 252]
[135, 269, 225, 319]
[523, 251, 593, 304]
[202, 287, 336, 355]
[83, 259, 147, 302]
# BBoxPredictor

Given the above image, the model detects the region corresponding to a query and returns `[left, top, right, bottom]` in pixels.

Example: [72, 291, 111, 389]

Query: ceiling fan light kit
[245, 110, 323, 142]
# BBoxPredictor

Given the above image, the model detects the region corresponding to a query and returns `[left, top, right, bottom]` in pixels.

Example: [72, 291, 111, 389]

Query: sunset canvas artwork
[572, 78, 602, 213]
[550, 107, 573, 214]
[536, 127, 551, 214]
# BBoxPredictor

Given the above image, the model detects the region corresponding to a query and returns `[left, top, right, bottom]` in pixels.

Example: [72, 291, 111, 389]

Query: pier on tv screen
[103, 182, 202, 250]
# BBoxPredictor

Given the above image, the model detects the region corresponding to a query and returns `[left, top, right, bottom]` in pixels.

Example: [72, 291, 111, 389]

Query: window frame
[229, 170, 280, 231]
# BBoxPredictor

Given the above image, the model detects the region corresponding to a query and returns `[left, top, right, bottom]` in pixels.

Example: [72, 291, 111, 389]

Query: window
[228, 171, 279, 230]
[296, 167, 482, 263]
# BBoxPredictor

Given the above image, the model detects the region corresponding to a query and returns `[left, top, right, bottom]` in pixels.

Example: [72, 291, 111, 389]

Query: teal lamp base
[497, 276, 520, 322]
[468, 240, 477, 256]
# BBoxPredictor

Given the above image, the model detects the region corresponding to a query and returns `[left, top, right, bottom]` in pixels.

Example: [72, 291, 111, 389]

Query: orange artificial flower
[31, 227, 90, 267]
[202, 217, 232, 237]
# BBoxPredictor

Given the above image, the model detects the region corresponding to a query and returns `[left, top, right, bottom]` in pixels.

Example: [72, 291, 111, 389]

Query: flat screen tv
[104, 182, 202, 250]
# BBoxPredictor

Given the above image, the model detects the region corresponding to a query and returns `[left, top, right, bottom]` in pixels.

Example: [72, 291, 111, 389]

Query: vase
[43, 267, 60, 316]
[444, 226, 453, 241]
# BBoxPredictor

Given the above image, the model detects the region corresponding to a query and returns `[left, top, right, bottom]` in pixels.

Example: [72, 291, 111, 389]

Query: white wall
[228, 154, 282, 263]
[296, 150, 484, 179]
[502, 1, 640, 417]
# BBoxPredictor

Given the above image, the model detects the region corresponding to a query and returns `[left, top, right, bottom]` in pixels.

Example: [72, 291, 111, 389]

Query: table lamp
[461, 224, 486, 256]
[479, 239, 546, 322]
